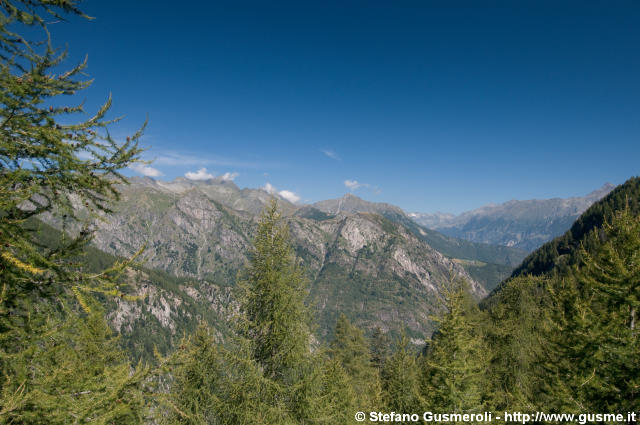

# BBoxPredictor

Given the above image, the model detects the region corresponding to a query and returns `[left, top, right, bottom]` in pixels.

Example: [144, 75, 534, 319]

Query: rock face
[104, 267, 236, 361]
[304, 193, 528, 291]
[78, 179, 486, 342]
[38, 177, 508, 347]
[410, 184, 615, 252]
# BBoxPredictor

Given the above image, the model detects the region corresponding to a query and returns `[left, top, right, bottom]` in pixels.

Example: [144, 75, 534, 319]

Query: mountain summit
[312, 193, 405, 216]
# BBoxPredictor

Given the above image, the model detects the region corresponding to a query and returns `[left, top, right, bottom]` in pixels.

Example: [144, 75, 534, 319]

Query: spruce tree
[370, 326, 390, 371]
[484, 275, 548, 411]
[544, 208, 640, 412]
[329, 314, 381, 412]
[420, 277, 487, 417]
[381, 333, 423, 420]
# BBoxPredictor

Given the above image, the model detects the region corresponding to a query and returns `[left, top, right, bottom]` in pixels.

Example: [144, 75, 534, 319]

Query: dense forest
[1, 2, 639, 424]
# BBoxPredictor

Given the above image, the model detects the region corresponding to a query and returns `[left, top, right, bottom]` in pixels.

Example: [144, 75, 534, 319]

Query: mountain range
[409, 183, 615, 251]
[37, 176, 622, 362]
[39, 176, 529, 357]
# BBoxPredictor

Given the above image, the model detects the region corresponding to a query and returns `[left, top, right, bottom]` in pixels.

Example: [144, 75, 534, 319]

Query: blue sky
[48, 1, 639, 213]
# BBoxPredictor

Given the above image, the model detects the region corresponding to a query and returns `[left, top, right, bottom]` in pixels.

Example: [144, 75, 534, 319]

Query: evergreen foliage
[315, 358, 357, 425]
[237, 199, 312, 383]
[420, 277, 487, 417]
[3, 3, 640, 420]
[1, 1, 147, 422]
[484, 195, 640, 415]
[381, 334, 423, 419]
[483, 275, 548, 411]
[163, 200, 330, 425]
[542, 208, 640, 413]
[0, 0, 145, 308]
[329, 314, 381, 412]
[369, 326, 390, 371]
[2, 311, 148, 424]
[159, 323, 287, 425]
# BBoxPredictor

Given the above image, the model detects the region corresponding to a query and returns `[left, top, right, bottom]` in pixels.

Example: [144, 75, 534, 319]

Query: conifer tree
[370, 326, 390, 371]
[160, 323, 288, 425]
[329, 314, 381, 412]
[164, 201, 331, 425]
[0, 0, 145, 306]
[420, 277, 487, 417]
[236, 199, 320, 423]
[237, 199, 312, 382]
[1, 1, 147, 421]
[315, 358, 358, 425]
[2, 309, 148, 424]
[381, 333, 423, 420]
[484, 275, 548, 411]
[544, 208, 640, 413]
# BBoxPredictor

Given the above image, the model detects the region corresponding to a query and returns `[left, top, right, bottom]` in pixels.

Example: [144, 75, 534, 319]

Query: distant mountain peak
[312, 193, 404, 216]
[409, 182, 617, 252]
[585, 183, 616, 200]
[342, 193, 361, 200]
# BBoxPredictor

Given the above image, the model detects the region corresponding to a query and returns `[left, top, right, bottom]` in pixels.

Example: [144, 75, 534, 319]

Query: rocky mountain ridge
[41, 177, 518, 348]
[409, 184, 615, 251]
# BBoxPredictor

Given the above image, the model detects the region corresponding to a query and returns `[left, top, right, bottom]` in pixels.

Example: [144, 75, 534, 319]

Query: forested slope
[509, 176, 640, 279]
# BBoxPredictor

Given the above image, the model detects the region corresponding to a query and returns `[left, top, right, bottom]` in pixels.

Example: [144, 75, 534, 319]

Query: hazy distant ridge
[409, 184, 615, 252]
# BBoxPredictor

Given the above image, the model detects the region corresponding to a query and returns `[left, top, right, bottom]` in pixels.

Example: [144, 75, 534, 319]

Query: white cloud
[150, 151, 265, 169]
[344, 179, 367, 190]
[278, 190, 300, 203]
[263, 182, 300, 203]
[264, 182, 276, 194]
[344, 179, 381, 194]
[221, 172, 239, 181]
[130, 163, 163, 177]
[322, 149, 340, 160]
[185, 167, 214, 180]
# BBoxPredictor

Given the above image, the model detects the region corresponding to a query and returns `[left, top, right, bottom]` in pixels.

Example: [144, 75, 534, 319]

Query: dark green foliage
[370, 326, 390, 371]
[542, 208, 640, 413]
[294, 206, 336, 221]
[420, 278, 487, 416]
[483, 275, 548, 411]
[460, 261, 514, 292]
[329, 314, 381, 411]
[484, 188, 640, 414]
[381, 334, 423, 418]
